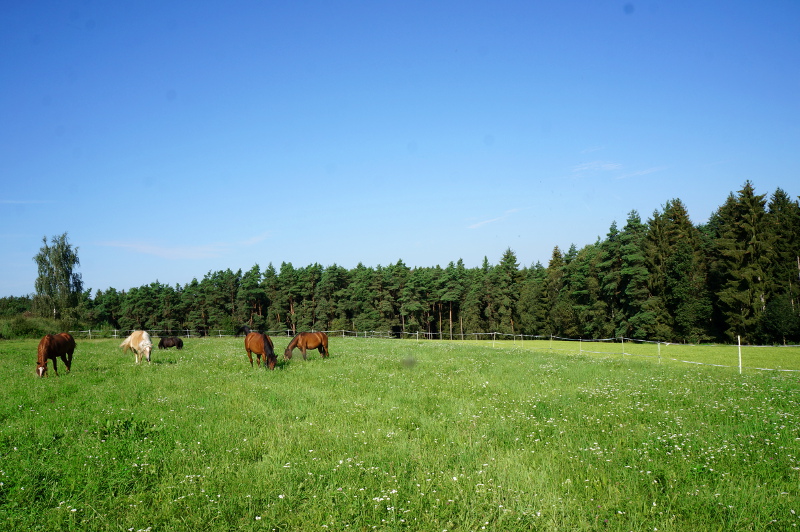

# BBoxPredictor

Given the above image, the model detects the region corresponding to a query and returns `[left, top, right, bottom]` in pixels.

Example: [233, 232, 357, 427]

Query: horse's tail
[319, 332, 329, 356]
[120, 335, 132, 352]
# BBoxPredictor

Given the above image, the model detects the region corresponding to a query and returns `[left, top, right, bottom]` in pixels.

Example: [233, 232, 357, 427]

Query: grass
[1, 336, 799, 531]
[452, 337, 800, 372]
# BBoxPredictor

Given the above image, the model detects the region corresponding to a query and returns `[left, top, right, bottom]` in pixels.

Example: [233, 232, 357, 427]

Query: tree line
[2, 181, 798, 343]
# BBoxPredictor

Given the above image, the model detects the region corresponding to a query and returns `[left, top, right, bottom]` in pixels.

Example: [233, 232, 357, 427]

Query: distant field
[447, 337, 800, 373]
[1, 336, 798, 531]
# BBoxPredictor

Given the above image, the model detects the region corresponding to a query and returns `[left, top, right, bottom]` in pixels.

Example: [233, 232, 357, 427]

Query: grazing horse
[121, 330, 153, 364]
[244, 332, 277, 370]
[36, 333, 75, 377]
[158, 336, 184, 349]
[284, 332, 329, 360]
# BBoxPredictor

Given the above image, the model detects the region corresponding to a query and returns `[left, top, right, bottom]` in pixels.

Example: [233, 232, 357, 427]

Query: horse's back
[245, 332, 264, 353]
[246, 332, 274, 353]
[134, 330, 152, 347]
[55, 332, 75, 354]
[306, 331, 328, 348]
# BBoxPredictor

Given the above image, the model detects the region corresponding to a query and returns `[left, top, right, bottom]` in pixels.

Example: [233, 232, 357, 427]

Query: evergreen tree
[315, 264, 349, 331]
[517, 261, 547, 335]
[460, 266, 487, 335]
[543, 246, 575, 336]
[493, 249, 521, 335]
[569, 243, 609, 338]
[712, 182, 775, 341]
[294, 263, 323, 331]
[438, 260, 467, 339]
[235, 264, 266, 329]
[399, 267, 427, 334]
[597, 221, 622, 334]
[616, 211, 652, 338]
[277, 263, 300, 334]
[93, 288, 123, 329]
[763, 188, 800, 340]
[262, 263, 284, 331]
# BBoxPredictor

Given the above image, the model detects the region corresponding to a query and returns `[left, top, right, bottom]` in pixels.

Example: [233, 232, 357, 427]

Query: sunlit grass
[1, 337, 798, 530]
[448, 337, 800, 372]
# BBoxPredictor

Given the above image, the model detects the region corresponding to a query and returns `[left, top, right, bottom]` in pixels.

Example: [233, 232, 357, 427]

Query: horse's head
[36, 364, 46, 377]
[283, 346, 293, 360]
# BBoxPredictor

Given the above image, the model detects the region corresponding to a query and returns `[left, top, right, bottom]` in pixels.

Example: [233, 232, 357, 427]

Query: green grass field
[452, 337, 800, 373]
[1, 336, 798, 531]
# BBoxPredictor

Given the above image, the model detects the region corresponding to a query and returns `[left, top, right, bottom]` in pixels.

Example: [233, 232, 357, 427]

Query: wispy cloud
[572, 161, 623, 173]
[580, 146, 605, 154]
[0, 199, 54, 204]
[98, 241, 226, 260]
[467, 209, 521, 229]
[615, 166, 668, 180]
[238, 232, 271, 246]
[97, 232, 271, 260]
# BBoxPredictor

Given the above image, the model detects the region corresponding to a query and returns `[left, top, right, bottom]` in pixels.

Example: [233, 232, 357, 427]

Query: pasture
[1, 336, 798, 531]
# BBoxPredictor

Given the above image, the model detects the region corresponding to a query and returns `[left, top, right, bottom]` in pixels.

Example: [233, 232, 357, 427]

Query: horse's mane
[287, 334, 299, 350]
[38, 334, 54, 364]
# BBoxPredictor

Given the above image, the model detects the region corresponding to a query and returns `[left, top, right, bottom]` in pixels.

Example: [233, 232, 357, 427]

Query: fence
[68, 329, 800, 373]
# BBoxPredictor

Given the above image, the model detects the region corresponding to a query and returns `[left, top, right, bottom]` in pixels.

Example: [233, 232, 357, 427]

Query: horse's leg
[301, 346, 307, 360]
[51, 356, 59, 377]
[66, 351, 73, 371]
[61, 354, 71, 372]
[246, 349, 254, 367]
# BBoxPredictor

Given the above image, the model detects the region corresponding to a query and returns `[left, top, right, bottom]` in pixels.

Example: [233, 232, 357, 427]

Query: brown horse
[120, 330, 153, 364]
[37, 333, 75, 377]
[284, 332, 329, 360]
[244, 332, 277, 370]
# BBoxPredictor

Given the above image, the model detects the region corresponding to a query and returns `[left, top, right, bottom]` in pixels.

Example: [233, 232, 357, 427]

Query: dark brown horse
[158, 336, 183, 349]
[36, 333, 75, 377]
[244, 332, 277, 370]
[284, 332, 329, 360]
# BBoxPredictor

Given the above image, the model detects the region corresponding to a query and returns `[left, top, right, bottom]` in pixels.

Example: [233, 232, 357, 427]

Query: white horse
[120, 330, 153, 364]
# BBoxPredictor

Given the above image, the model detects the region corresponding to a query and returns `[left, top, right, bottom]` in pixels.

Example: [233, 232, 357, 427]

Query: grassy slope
[1, 337, 798, 531]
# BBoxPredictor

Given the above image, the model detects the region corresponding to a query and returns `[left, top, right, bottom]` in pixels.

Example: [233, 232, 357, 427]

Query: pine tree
[617, 211, 652, 338]
[712, 182, 775, 341]
[517, 261, 547, 335]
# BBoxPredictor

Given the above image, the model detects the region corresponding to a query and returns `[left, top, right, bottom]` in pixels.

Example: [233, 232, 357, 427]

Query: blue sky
[2, 1, 799, 297]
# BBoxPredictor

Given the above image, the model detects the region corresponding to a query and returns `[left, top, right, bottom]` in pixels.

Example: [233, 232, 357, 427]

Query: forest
[2, 181, 799, 344]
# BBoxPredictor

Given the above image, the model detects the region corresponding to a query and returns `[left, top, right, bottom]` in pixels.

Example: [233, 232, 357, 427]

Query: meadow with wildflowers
[1, 336, 798, 531]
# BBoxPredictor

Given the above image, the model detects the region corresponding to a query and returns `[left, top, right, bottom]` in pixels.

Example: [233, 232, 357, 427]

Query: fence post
[621, 336, 625, 356]
[579, 338, 582, 355]
[738, 335, 742, 374]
